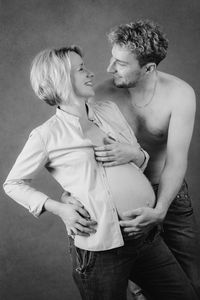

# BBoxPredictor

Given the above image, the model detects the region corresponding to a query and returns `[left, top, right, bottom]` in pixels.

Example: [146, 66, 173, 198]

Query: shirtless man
[93, 20, 199, 297]
[62, 20, 199, 298]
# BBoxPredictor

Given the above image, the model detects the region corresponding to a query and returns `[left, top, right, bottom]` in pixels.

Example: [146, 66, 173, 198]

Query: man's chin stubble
[113, 78, 127, 88]
[113, 78, 136, 88]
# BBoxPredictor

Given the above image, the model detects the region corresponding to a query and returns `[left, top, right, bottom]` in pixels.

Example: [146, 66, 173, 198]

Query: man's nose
[107, 59, 115, 73]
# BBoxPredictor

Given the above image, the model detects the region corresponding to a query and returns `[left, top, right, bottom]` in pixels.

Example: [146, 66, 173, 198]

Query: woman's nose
[86, 69, 94, 78]
[87, 69, 94, 78]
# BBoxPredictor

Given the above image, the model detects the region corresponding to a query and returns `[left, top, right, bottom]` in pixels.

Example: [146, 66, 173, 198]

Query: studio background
[1, 0, 200, 299]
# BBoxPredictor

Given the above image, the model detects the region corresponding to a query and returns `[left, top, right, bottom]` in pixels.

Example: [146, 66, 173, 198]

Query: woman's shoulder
[89, 99, 120, 117]
[88, 99, 137, 144]
[89, 100, 129, 129]
[30, 114, 58, 141]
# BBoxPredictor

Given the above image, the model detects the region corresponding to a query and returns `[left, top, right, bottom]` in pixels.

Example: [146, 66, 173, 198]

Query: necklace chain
[133, 73, 158, 109]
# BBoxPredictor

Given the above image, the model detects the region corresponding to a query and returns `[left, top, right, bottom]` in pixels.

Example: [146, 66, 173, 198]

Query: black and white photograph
[1, 1, 200, 299]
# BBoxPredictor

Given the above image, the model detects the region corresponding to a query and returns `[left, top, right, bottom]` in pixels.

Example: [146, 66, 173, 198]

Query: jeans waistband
[152, 179, 188, 195]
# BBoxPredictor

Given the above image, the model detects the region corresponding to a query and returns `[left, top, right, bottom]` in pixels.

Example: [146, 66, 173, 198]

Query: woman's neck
[59, 97, 88, 120]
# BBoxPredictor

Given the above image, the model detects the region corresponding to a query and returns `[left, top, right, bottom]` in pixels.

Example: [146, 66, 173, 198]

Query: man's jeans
[155, 180, 200, 297]
[68, 227, 197, 300]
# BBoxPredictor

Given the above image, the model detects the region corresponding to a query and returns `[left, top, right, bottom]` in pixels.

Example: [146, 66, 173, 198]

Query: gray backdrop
[1, 0, 200, 299]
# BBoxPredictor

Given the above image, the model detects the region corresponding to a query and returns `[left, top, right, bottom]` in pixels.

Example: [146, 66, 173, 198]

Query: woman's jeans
[68, 225, 198, 300]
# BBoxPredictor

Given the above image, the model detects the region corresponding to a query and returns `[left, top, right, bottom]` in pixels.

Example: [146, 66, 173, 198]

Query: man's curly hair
[108, 20, 168, 67]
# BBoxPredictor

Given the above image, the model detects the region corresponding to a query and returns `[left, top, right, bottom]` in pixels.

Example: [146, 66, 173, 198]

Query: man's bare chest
[119, 103, 170, 145]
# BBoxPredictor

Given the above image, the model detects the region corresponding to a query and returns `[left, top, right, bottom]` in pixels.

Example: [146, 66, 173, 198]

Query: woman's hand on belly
[60, 192, 97, 236]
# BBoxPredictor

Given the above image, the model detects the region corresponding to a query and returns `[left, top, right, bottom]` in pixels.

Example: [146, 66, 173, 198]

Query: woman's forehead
[69, 51, 83, 67]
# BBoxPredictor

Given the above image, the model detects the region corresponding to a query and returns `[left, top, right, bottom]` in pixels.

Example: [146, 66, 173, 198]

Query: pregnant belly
[105, 164, 156, 220]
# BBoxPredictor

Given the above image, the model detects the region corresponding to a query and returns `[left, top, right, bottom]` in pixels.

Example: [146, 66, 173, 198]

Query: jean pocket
[171, 192, 193, 213]
[144, 225, 161, 245]
[75, 247, 97, 277]
[68, 236, 75, 255]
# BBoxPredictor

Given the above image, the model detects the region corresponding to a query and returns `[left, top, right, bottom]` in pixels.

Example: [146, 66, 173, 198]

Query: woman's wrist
[132, 145, 146, 167]
[138, 147, 146, 168]
[44, 198, 63, 217]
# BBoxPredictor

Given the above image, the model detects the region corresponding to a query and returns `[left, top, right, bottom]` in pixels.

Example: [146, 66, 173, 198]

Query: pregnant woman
[3, 46, 197, 300]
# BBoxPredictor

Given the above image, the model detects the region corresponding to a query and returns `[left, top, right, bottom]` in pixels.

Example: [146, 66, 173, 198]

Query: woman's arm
[44, 198, 97, 236]
[94, 136, 149, 170]
[3, 129, 97, 235]
[3, 129, 49, 216]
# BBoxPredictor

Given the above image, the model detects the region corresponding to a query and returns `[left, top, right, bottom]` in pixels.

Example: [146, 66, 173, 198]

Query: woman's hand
[57, 202, 97, 236]
[94, 136, 142, 167]
[44, 197, 97, 237]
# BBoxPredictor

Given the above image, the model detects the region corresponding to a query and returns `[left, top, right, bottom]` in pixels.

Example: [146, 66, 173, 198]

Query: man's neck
[129, 70, 158, 108]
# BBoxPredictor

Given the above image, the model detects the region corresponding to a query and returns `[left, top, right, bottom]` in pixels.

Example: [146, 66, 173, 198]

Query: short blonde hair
[30, 46, 82, 106]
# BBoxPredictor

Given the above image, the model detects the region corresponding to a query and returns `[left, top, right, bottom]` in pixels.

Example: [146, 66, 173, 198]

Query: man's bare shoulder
[94, 79, 128, 103]
[159, 72, 196, 114]
[160, 72, 195, 97]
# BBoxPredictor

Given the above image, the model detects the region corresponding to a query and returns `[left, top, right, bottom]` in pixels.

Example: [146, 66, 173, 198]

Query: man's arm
[120, 85, 196, 236]
[154, 85, 196, 217]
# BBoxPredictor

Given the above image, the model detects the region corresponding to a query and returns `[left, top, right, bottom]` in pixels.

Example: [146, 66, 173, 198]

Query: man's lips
[113, 75, 121, 80]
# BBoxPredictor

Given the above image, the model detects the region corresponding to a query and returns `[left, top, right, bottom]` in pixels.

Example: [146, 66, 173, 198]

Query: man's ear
[145, 63, 156, 73]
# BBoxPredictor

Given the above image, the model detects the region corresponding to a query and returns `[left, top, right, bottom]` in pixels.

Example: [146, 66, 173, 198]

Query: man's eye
[117, 63, 126, 67]
[79, 67, 83, 71]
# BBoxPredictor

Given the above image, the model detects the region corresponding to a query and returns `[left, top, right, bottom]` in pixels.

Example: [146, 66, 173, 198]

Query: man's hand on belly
[119, 207, 162, 238]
